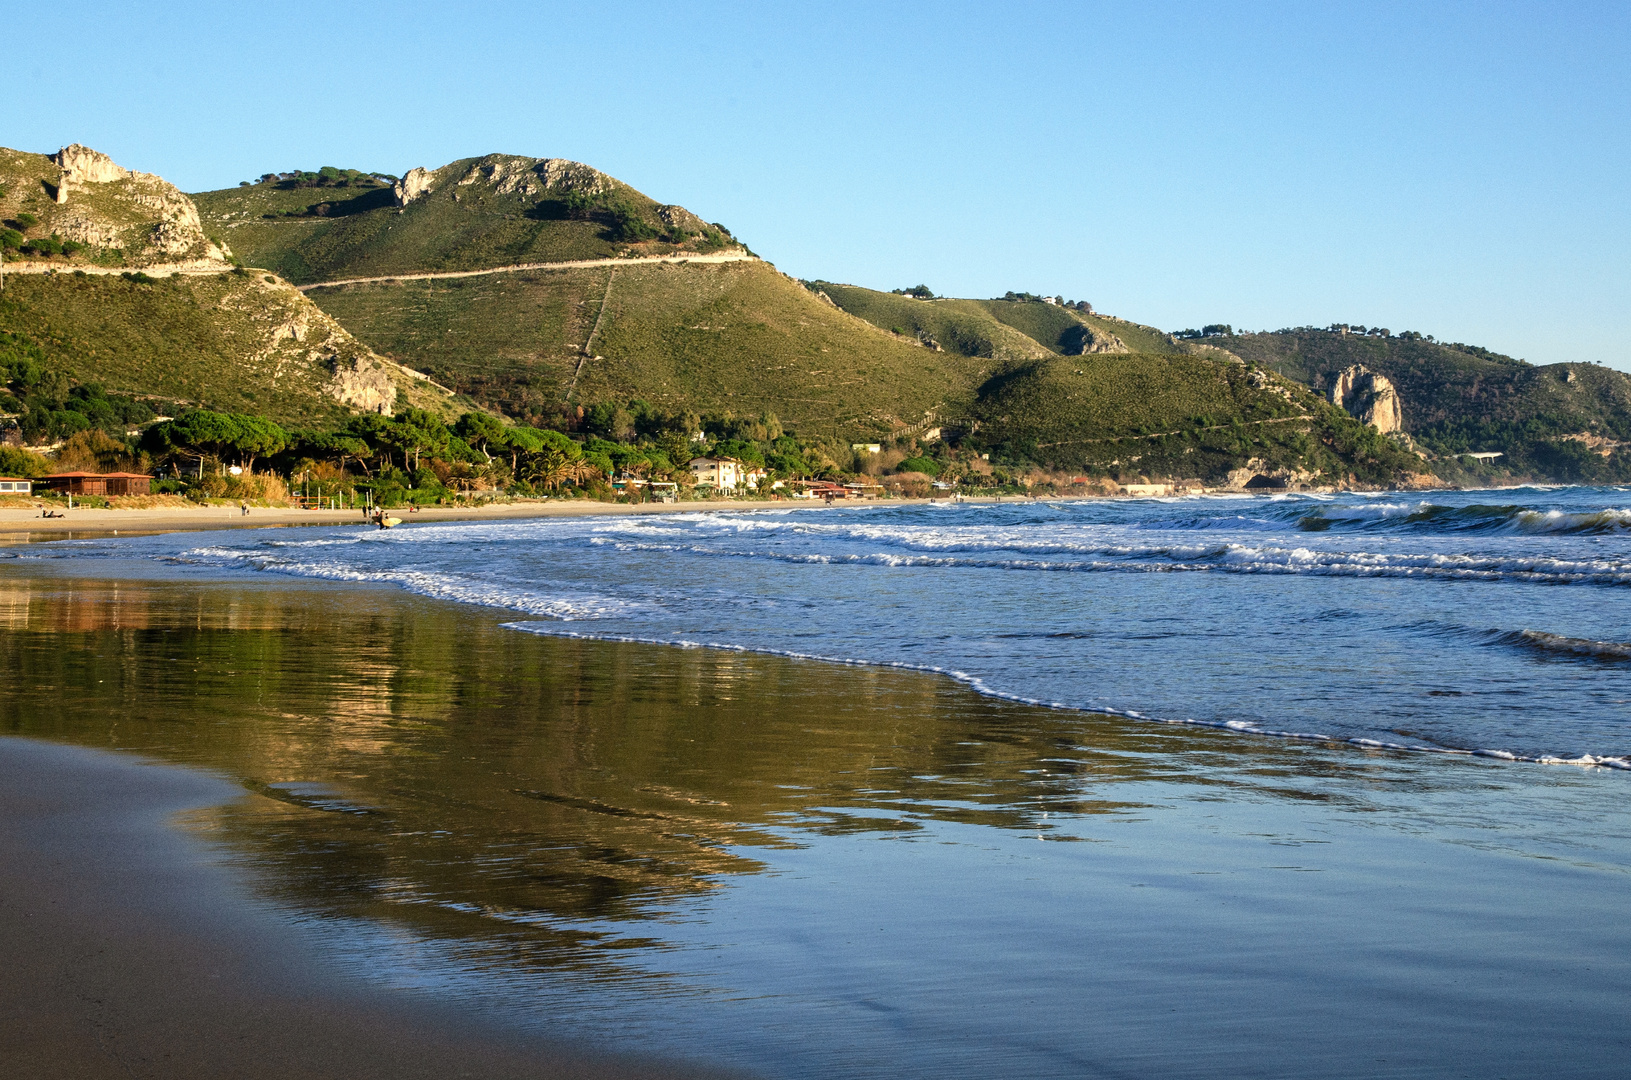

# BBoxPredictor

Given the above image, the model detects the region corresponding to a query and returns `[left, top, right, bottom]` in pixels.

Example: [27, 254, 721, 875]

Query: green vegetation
[967, 353, 1420, 485]
[972, 299, 1102, 355]
[1215, 328, 1631, 481]
[311, 261, 990, 441]
[0, 271, 454, 430]
[816, 280, 1200, 360]
[0, 144, 1448, 489]
[193, 154, 737, 285]
[125, 399, 873, 507]
[807, 282, 1051, 361]
[256, 166, 397, 190]
[0, 445, 50, 477]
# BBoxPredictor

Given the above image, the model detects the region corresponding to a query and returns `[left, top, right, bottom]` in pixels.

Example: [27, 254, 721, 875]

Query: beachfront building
[0, 477, 31, 495]
[791, 481, 846, 500]
[690, 456, 766, 491]
[41, 472, 154, 496]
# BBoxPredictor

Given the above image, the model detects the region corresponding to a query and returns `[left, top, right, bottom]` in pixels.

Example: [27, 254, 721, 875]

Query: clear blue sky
[5, 1, 1627, 367]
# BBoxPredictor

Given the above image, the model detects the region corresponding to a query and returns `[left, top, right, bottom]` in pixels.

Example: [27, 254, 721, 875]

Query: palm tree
[521, 448, 570, 491]
[562, 458, 601, 488]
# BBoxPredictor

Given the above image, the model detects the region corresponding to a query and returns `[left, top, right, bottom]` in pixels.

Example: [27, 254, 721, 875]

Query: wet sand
[0, 737, 739, 1080]
[5, 566, 1631, 1076]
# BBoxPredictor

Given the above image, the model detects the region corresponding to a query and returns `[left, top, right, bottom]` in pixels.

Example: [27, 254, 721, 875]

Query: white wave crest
[180, 546, 636, 621]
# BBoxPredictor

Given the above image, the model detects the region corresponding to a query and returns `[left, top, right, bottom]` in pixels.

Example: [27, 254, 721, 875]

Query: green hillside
[805, 283, 1051, 361]
[307, 260, 990, 439]
[1216, 328, 1631, 481]
[968, 352, 1419, 484]
[0, 270, 456, 429]
[815, 282, 1218, 359]
[193, 155, 739, 285]
[174, 148, 1427, 485]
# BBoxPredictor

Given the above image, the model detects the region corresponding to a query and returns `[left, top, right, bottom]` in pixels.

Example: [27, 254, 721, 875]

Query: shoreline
[0, 493, 1039, 541]
[2, 575, 1630, 1077]
[0, 481, 1478, 542]
[0, 736, 738, 1080]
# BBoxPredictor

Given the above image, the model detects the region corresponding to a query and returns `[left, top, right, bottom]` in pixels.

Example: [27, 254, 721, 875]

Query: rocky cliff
[0, 144, 459, 425]
[1327, 364, 1402, 433]
[1, 145, 230, 267]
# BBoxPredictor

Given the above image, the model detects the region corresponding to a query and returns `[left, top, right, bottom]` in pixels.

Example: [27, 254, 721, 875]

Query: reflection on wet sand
[0, 575, 1362, 971]
[7, 572, 1631, 1080]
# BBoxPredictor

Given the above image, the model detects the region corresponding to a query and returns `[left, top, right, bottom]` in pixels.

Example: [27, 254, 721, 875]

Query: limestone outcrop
[1, 144, 228, 265]
[52, 144, 130, 185]
[1220, 459, 1318, 491]
[397, 155, 616, 208]
[326, 357, 399, 415]
[394, 167, 435, 206]
[1060, 322, 1128, 355]
[1328, 365, 1402, 433]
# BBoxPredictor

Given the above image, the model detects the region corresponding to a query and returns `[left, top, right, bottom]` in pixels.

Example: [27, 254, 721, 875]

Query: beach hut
[0, 477, 32, 495]
[41, 472, 153, 496]
[102, 472, 154, 495]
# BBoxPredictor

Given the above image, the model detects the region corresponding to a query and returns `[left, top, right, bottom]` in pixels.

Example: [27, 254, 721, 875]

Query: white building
[0, 477, 31, 495]
[690, 456, 766, 491]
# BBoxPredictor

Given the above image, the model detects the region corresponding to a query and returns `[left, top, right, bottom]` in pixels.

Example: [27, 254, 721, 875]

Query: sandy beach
[0, 493, 1022, 542]
[0, 737, 738, 1080]
[0, 497, 774, 538]
[5, 525, 1631, 1076]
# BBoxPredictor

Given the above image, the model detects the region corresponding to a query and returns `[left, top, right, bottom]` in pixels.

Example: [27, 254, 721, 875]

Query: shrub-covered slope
[806, 284, 1052, 362]
[196, 151, 1427, 482]
[969, 352, 1421, 485]
[1, 145, 230, 269]
[0, 271, 454, 428]
[815, 282, 1228, 359]
[193, 155, 740, 285]
[309, 260, 990, 439]
[1218, 329, 1631, 481]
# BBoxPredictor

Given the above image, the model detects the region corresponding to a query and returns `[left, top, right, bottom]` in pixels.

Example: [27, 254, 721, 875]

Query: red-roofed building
[0, 477, 31, 495]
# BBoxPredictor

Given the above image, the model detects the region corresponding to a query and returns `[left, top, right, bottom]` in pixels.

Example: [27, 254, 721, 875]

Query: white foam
[181, 545, 637, 621]
[1517, 630, 1631, 659]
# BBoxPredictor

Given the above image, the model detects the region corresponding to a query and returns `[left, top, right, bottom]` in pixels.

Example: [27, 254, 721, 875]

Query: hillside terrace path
[297, 252, 759, 291]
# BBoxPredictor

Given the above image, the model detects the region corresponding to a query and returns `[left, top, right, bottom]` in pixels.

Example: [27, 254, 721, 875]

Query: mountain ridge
[0, 144, 461, 427]
[9, 138, 1601, 489]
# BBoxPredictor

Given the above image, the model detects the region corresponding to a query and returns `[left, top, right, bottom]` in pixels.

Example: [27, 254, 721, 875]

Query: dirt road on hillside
[297, 252, 759, 291]
[0, 252, 759, 287]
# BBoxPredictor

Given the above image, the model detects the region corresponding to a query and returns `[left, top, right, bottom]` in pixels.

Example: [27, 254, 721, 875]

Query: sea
[4, 486, 1631, 1077]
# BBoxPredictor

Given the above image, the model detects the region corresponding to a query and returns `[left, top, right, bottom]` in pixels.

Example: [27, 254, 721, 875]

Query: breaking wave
[178, 545, 639, 621]
[584, 536, 1631, 586]
[68, 489, 1631, 775]
[1294, 502, 1631, 535]
[1502, 629, 1631, 661]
